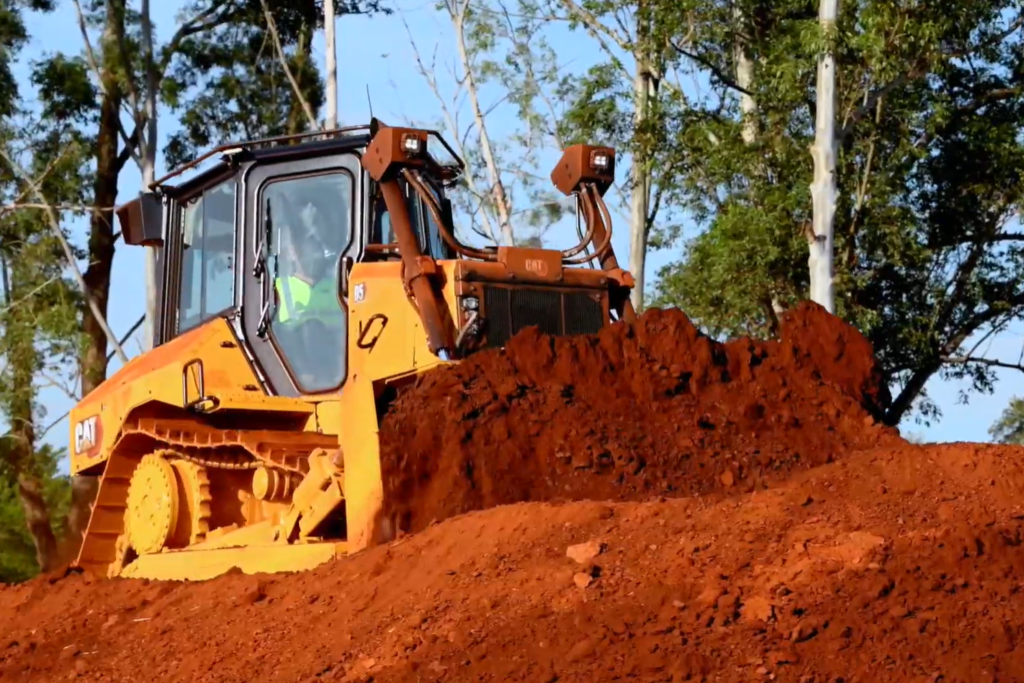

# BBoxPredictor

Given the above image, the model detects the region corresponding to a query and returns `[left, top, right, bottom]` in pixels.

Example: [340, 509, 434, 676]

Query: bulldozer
[68, 120, 634, 581]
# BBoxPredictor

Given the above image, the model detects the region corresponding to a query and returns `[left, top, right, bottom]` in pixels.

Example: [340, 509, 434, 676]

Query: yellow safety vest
[275, 276, 340, 323]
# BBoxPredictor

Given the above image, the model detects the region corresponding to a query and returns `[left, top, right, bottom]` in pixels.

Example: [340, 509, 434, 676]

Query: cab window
[370, 179, 451, 260]
[264, 172, 353, 393]
[179, 179, 235, 332]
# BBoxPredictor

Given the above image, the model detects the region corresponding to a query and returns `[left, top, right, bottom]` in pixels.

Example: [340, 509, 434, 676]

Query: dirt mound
[377, 302, 900, 535]
[5, 443, 1024, 682]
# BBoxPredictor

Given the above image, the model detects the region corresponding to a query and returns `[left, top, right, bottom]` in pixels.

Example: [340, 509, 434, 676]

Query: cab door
[240, 152, 365, 397]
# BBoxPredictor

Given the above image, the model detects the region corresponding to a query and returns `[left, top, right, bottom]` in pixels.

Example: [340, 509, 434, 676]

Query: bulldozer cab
[117, 126, 463, 397]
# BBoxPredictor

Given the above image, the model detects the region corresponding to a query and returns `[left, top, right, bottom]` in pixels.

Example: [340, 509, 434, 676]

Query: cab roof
[158, 126, 374, 199]
[157, 123, 466, 201]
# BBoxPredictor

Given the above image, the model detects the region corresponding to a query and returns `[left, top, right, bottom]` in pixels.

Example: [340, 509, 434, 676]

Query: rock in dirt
[566, 540, 604, 565]
[573, 572, 593, 589]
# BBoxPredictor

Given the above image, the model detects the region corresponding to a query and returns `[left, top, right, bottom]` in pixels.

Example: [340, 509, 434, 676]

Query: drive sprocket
[125, 454, 179, 555]
[125, 450, 213, 555]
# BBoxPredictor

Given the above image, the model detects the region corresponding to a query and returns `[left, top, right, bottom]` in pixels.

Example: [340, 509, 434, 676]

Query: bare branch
[259, 0, 319, 132]
[39, 370, 79, 402]
[672, 43, 754, 96]
[448, 0, 515, 245]
[0, 203, 118, 216]
[0, 148, 129, 364]
[942, 356, 1024, 372]
[551, 0, 631, 82]
[36, 315, 142, 437]
[159, 1, 237, 75]
[554, 0, 630, 52]
[401, 13, 499, 244]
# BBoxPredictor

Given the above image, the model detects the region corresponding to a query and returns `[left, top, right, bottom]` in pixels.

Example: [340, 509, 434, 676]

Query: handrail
[151, 125, 373, 189]
[405, 170, 616, 269]
[403, 169, 498, 261]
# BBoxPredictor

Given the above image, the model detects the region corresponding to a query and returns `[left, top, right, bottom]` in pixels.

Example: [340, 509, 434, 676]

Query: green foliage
[548, 0, 692, 250]
[647, 0, 1024, 424]
[0, 445, 70, 585]
[163, 0, 388, 167]
[989, 397, 1024, 445]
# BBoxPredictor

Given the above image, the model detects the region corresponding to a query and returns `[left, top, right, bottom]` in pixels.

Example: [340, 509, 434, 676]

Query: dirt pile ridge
[5, 443, 1024, 682]
[378, 302, 900, 535]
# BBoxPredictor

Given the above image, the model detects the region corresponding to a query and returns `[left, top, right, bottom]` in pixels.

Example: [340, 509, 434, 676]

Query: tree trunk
[287, 21, 314, 136]
[67, 1, 125, 555]
[17, 472, 59, 572]
[3, 264, 59, 572]
[808, 0, 838, 314]
[324, 0, 338, 129]
[733, 6, 756, 145]
[7, 367, 58, 573]
[628, 6, 653, 312]
[140, 0, 159, 351]
[451, 2, 515, 246]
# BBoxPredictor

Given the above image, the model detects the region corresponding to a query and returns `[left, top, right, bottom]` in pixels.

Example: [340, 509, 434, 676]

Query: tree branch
[672, 43, 754, 97]
[401, 13, 499, 244]
[942, 356, 1024, 372]
[70, 0, 139, 157]
[0, 148, 129, 364]
[447, 0, 515, 246]
[158, 1, 238, 75]
[259, 0, 319, 132]
[36, 313, 145, 438]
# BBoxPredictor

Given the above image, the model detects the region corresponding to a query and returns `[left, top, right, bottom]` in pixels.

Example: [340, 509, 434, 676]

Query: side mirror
[116, 192, 164, 246]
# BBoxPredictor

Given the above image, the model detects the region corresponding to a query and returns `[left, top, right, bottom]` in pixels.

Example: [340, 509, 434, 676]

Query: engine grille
[481, 286, 605, 348]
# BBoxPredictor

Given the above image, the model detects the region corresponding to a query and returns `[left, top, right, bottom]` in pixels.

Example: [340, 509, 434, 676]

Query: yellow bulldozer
[68, 120, 634, 581]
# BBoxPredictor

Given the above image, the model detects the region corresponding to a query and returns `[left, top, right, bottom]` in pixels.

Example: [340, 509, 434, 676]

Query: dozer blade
[118, 542, 348, 582]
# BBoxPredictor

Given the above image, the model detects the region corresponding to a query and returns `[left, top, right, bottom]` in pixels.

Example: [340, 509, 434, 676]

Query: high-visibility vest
[275, 275, 340, 323]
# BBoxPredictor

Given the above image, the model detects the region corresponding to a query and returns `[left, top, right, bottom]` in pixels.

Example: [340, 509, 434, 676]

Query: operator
[272, 194, 347, 390]
[275, 201, 340, 325]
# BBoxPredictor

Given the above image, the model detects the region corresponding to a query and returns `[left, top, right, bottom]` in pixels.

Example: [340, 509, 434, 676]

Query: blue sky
[13, 0, 1024, 460]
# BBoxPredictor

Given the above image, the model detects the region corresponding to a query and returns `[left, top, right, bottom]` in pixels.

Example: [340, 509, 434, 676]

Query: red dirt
[377, 302, 899, 535]
[5, 303, 1024, 683]
[4, 443, 1024, 682]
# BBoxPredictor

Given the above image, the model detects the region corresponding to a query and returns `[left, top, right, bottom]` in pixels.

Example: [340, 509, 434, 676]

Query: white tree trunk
[733, 7, 756, 145]
[808, 0, 838, 314]
[324, 0, 338, 129]
[451, 0, 514, 246]
[141, 0, 159, 350]
[628, 63, 653, 312]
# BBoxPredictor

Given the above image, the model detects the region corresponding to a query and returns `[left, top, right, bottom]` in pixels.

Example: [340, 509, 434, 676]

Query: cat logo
[74, 416, 101, 456]
[524, 258, 549, 277]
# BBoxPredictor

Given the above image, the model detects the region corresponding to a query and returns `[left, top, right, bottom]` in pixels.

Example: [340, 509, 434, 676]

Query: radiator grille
[482, 286, 605, 348]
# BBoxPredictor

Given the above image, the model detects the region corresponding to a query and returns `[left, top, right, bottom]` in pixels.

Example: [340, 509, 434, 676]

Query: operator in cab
[269, 178, 350, 392]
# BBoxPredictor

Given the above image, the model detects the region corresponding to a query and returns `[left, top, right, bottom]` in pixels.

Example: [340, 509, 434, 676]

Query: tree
[401, 2, 571, 247]
[0, 445, 70, 584]
[163, 0, 386, 167]
[989, 397, 1024, 445]
[808, 0, 838, 313]
[0, 0, 89, 575]
[0, 128, 89, 573]
[527, 0, 690, 309]
[652, 0, 1024, 426]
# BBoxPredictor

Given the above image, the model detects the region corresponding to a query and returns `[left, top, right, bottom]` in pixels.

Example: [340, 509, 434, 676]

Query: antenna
[365, 85, 374, 118]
